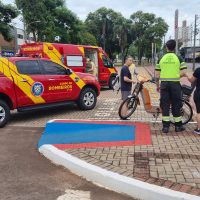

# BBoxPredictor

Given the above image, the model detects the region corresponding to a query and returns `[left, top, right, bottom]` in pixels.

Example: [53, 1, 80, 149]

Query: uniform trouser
[160, 81, 182, 127]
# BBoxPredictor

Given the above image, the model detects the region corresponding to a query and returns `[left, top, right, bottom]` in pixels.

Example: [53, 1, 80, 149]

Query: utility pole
[175, 10, 179, 54]
[192, 15, 198, 71]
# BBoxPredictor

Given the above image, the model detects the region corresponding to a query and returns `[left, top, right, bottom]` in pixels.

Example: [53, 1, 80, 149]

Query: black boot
[175, 126, 185, 132]
[162, 121, 170, 133]
[175, 122, 185, 132]
[162, 126, 169, 133]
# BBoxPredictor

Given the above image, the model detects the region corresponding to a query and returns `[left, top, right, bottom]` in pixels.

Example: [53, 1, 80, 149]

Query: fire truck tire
[0, 100, 10, 128]
[78, 87, 97, 110]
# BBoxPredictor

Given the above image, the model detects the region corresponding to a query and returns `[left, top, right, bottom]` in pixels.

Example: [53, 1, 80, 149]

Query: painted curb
[39, 144, 200, 200]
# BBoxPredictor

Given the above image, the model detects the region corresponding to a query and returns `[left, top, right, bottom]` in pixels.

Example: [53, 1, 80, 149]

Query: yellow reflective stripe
[180, 62, 186, 66]
[99, 52, 103, 60]
[108, 68, 115, 73]
[43, 43, 86, 89]
[0, 58, 12, 78]
[156, 64, 160, 69]
[43, 43, 62, 65]
[78, 47, 85, 56]
[1, 58, 45, 104]
[180, 62, 187, 69]
[69, 73, 85, 89]
[90, 46, 98, 48]
[162, 116, 170, 121]
[174, 116, 182, 122]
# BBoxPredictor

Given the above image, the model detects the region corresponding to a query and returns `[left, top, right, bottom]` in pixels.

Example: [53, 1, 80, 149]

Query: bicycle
[118, 74, 193, 125]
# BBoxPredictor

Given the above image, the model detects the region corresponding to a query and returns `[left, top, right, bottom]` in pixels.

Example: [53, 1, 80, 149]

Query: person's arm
[155, 59, 161, 91]
[187, 75, 197, 83]
[124, 76, 135, 83]
[180, 69, 187, 77]
[122, 67, 135, 83]
[186, 69, 198, 83]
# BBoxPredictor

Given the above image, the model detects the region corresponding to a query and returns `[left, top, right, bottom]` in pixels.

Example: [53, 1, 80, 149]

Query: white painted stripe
[57, 190, 91, 200]
[39, 145, 200, 200]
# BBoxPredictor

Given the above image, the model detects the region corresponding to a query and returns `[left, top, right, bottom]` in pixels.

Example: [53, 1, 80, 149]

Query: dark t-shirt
[120, 65, 132, 91]
[193, 68, 200, 91]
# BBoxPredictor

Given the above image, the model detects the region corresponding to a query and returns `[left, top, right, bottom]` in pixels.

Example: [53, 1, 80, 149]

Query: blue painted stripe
[38, 122, 135, 148]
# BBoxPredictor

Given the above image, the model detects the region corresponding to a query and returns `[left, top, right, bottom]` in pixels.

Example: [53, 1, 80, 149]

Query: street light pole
[192, 15, 198, 71]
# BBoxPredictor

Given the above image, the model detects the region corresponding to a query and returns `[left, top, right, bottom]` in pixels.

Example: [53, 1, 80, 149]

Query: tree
[85, 7, 128, 58]
[15, 0, 61, 41]
[15, 0, 97, 45]
[130, 11, 168, 64]
[0, 1, 18, 41]
[113, 17, 134, 60]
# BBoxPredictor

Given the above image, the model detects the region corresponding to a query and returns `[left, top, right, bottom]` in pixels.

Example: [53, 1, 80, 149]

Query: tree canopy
[130, 11, 168, 62]
[15, 0, 97, 45]
[86, 9, 168, 60]
[12, 2, 169, 60]
[0, 1, 19, 41]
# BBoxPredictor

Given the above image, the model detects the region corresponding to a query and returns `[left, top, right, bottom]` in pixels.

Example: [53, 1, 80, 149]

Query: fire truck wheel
[109, 76, 116, 89]
[0, 100, 10, 128]
[78, 87, 97, 110]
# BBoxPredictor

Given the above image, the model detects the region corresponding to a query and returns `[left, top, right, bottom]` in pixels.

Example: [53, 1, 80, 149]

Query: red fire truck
[19, 43, 118, 88]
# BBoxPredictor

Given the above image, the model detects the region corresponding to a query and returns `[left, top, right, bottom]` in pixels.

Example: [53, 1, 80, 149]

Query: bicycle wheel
[118, 97, 138, 120]
[170, 101, 193, 125]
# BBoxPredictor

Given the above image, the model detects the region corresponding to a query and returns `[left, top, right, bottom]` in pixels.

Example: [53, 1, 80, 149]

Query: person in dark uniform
[120, 56, 135, 101]
[155, 40, 187, 133]
[187, 68, 200, 134]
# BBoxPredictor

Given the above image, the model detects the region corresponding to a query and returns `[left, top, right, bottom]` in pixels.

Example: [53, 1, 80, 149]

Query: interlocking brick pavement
[64, 123, 200, 196]
[8, 66, 200, 196]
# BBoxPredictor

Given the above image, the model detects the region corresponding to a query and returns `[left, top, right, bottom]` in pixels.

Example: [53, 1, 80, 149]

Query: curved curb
[39, 144, 200, 200]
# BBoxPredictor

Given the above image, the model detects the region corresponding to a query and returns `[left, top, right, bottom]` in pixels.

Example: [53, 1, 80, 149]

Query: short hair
[166, 40, 176, 51]
[125, 55, 133, 61]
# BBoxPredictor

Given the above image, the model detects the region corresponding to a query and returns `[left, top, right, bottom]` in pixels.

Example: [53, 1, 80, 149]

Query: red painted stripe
[53, 119, 136, 126]
[54, 141, 134, 150]
[52, 120, 152, 149]
[134, 123, 152, 145]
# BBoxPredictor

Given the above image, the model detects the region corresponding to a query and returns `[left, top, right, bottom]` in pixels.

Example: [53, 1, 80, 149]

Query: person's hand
[132, 80, 136, 84]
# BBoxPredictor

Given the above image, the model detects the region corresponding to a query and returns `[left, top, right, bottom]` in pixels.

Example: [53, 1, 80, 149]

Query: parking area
[9, 67, 161, 127]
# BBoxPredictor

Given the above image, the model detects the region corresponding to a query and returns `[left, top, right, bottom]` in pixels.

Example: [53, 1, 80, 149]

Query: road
[0, 125, 135, 200]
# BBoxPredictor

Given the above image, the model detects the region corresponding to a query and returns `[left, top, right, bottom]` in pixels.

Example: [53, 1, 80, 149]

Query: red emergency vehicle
[19, 42, 118, 88]
[0, 57, 100, 127]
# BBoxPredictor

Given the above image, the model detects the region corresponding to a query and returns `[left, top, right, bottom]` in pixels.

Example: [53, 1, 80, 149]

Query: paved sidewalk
[64, 123, 200, 196]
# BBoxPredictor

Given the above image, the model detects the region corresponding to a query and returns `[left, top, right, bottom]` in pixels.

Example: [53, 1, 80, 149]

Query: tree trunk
[33, 31, 37, 42]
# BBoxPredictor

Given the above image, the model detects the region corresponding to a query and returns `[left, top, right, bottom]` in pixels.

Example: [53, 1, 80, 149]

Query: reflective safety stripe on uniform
[155, 64, 161, 71]
[162, 116, 170, 122]
[160, 78, 180, 81]
[173, 116, 182, 123]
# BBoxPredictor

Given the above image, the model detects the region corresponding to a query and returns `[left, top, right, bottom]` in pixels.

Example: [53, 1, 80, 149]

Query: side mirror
[66, 68, 72, 75]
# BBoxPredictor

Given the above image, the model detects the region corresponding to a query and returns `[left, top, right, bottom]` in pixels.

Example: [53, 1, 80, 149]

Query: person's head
[165, 40, 176, 52]
[125, 56, 133, 67]
[86, 57, 90, 62]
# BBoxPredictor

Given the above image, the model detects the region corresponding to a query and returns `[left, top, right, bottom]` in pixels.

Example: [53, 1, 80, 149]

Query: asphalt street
[0, 125, 135, 200]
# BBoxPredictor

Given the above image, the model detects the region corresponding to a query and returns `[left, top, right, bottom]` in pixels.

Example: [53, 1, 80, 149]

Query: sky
[2, 0, 200, 40]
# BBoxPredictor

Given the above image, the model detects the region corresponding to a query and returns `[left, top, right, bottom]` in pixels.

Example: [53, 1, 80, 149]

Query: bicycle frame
[129, 75, 160, 115]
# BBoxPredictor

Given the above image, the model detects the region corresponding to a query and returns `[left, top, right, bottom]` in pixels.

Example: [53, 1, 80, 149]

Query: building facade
[0, 27, 34, 57]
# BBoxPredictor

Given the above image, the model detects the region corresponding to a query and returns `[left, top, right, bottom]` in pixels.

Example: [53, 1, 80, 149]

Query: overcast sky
[2, 0, 200, 39]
